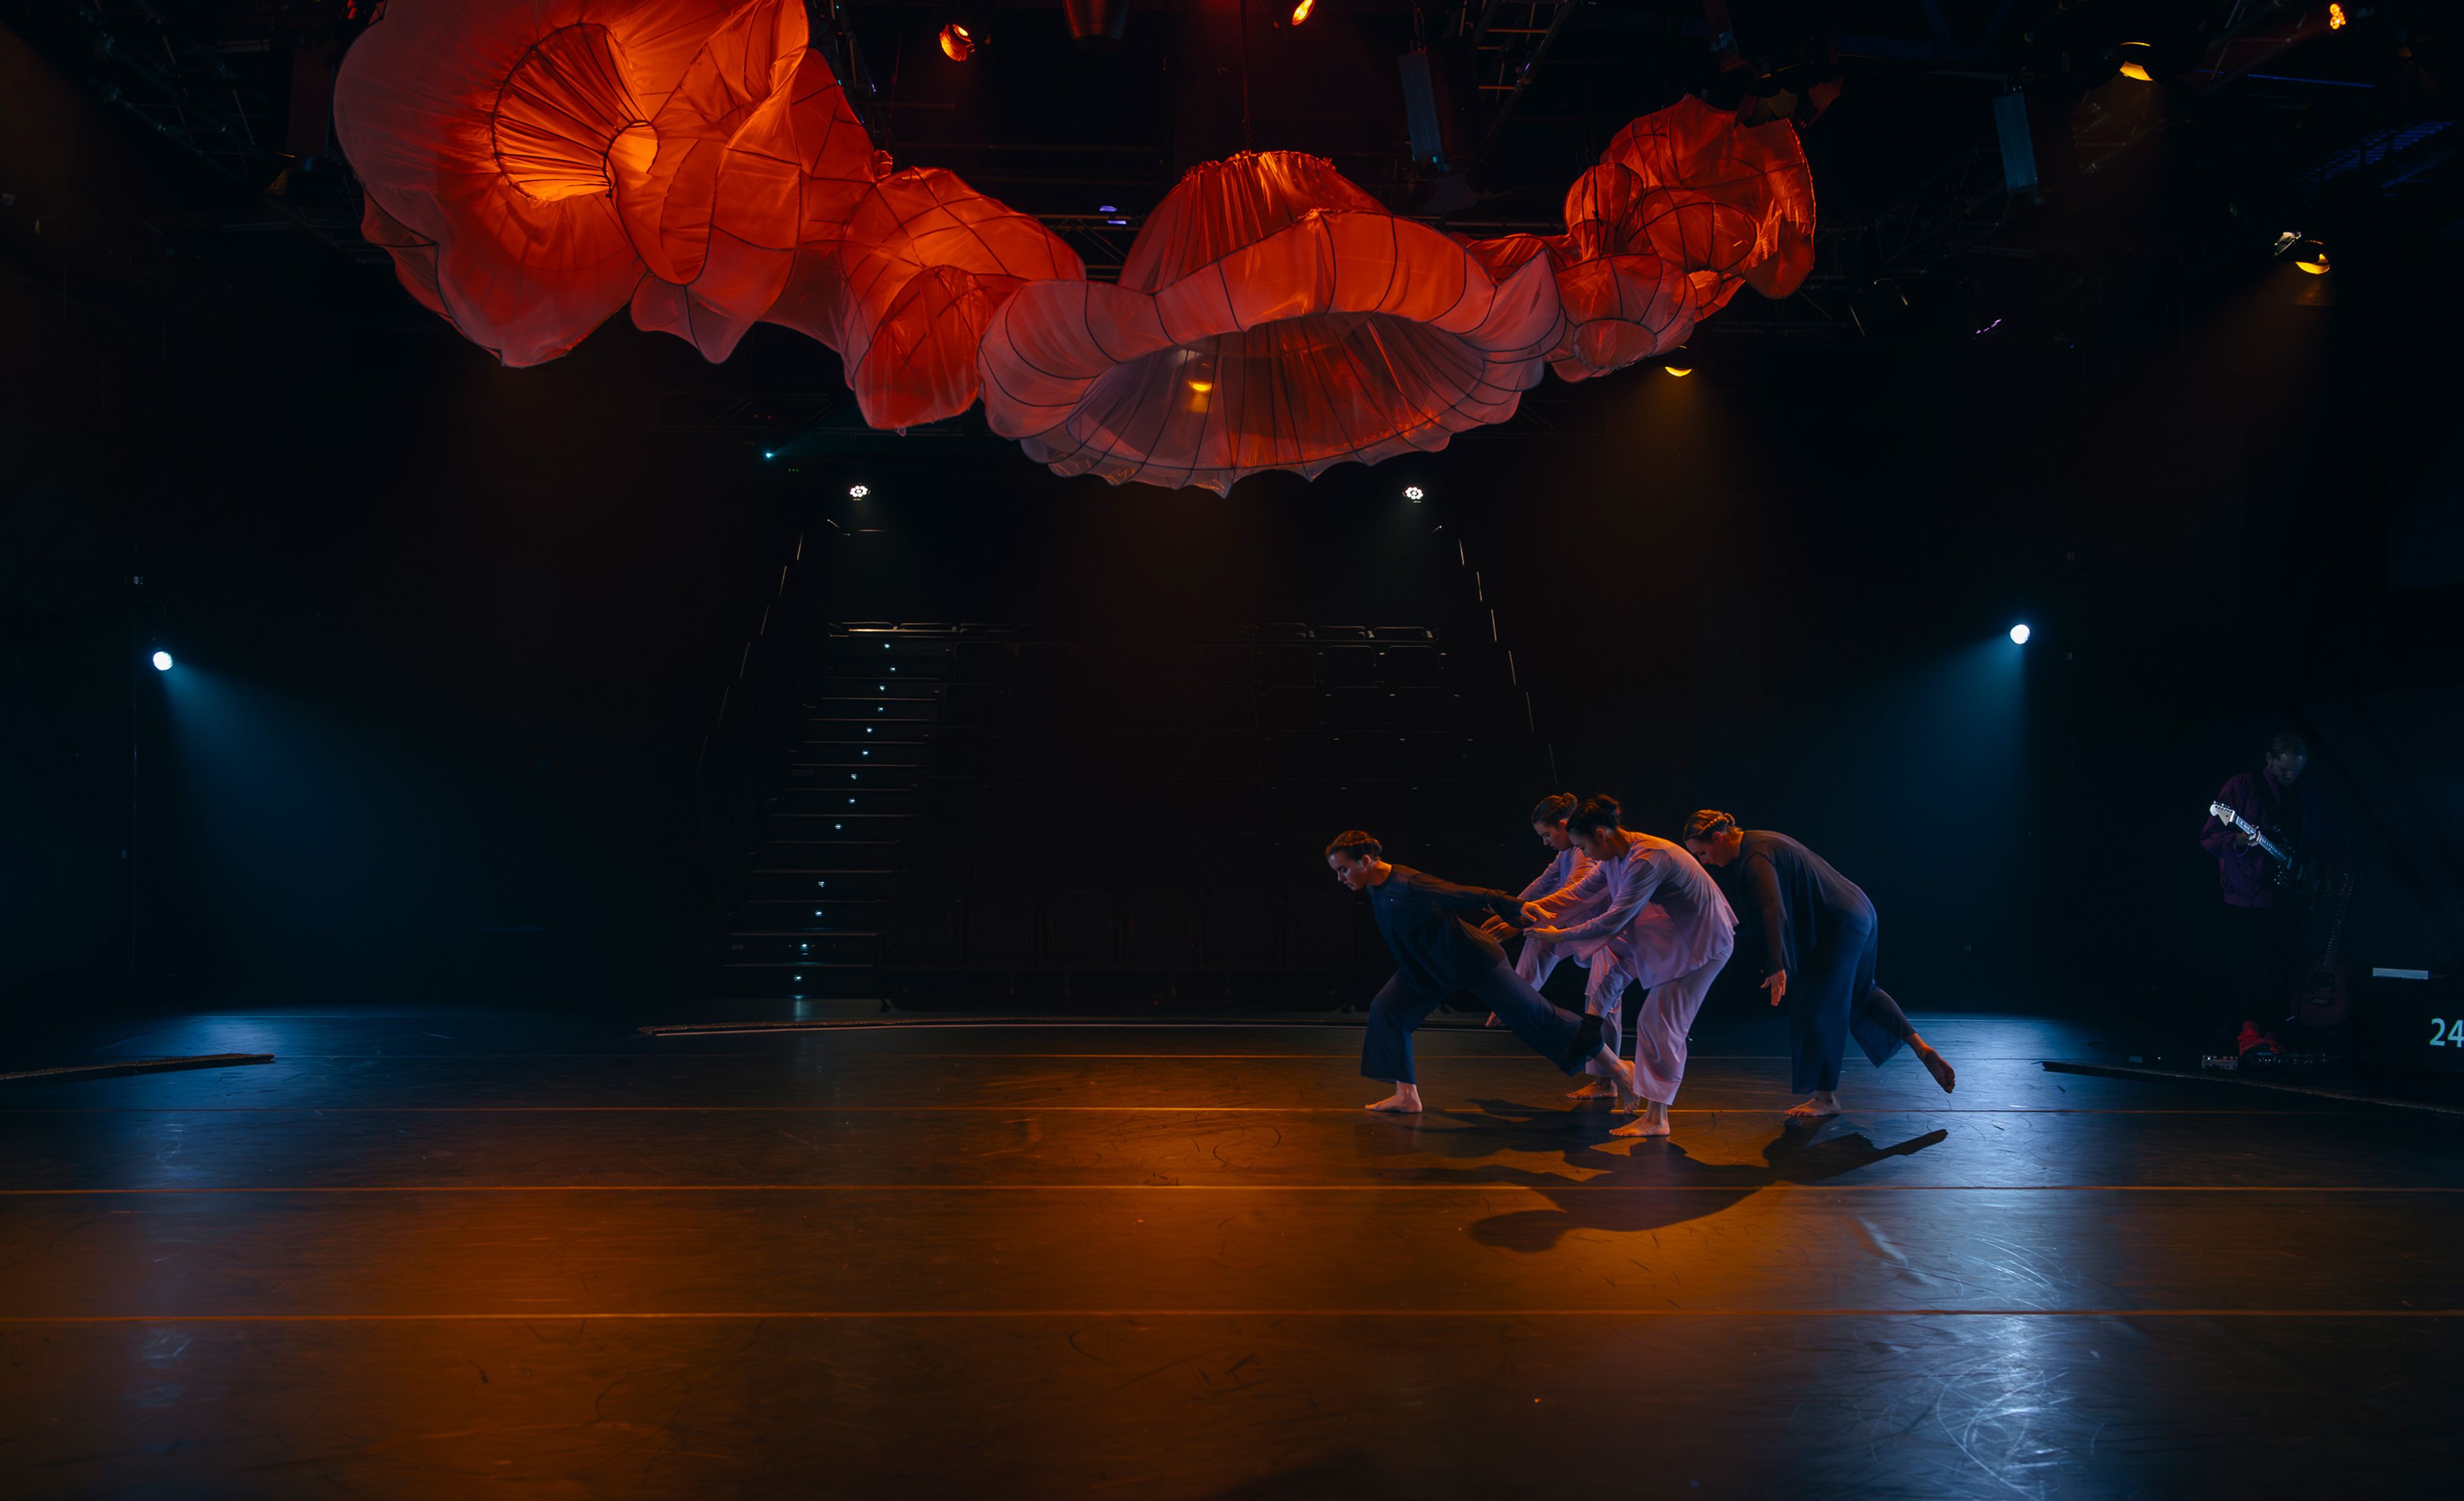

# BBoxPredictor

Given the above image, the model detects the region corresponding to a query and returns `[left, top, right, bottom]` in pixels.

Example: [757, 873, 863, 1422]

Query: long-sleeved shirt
[1516, 846, 1603, 925]
[1365, 864, 1527, 996]
[1720, 830, 1874, 981]
[2197, 769, 2333, 909]
[1548, 832, 1735, 984]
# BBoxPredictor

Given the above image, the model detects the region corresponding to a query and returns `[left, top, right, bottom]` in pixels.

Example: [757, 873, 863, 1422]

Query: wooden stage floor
[1, 1009, 2456, 1498]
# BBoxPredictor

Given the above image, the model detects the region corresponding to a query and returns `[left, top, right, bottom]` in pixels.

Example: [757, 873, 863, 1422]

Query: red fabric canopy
[1467, 98, 1816, 382]
[977, 151, 1561, 494]
[337, 4, 1815, 486]
[336, 0, 1079, 425]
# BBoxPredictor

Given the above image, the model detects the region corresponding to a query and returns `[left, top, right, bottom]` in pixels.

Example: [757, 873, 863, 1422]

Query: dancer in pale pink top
[1523, 796, 1736, 1137]
[1482, 793, 1631, 1101]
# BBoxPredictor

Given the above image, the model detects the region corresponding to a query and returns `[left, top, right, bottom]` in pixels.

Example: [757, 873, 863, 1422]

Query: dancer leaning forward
[1682, 811, 1956, 1121]
[1520, 797, 1737, 1139]
[1326, 831, 1639, 1116]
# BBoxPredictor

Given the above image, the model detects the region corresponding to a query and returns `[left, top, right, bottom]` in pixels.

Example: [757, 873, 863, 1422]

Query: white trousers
[1609, 932, 1734, 1105]
[1518, 936, 1616, 1055]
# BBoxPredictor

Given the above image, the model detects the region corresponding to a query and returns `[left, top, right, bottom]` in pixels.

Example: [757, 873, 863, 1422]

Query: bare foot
[1367, 1088, 1423, 1114]
[1609, 1113, 1670, 1138]
[1566, 1077, 1617, 1100]
[1610, 1059, 1643, 1114]
[1915, 1043, 1956, 1094]
[1783, 1093, 1842, 1121]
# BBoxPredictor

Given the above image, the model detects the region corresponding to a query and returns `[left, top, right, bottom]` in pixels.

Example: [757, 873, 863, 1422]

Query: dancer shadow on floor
[1371, 1114, 1948, 1251]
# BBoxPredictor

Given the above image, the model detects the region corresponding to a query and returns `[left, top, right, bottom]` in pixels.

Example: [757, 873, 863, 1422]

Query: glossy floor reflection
[1, 1011, 2456, 1498]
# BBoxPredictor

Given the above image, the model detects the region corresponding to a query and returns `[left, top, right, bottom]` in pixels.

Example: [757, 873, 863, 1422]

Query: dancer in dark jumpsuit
[1682, 811, 1956, 1119]
[1326, 830, 1636, 1115]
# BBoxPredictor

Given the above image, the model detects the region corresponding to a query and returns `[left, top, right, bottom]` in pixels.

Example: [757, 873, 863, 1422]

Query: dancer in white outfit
[1504, 794, 1599, 993]
[1484, 793, 1634, 1101]
[1523, 796, 1736, 1137]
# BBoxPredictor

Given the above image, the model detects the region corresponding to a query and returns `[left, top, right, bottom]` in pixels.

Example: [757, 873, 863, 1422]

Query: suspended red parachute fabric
[337, 8, 1813, 483]
[977, 151, 1562, 494]
[1469, 98, 1816, 382]
[336, 0, 812, 366]
[764, 166, 1086, 431]
[334, 0, 1081, 425]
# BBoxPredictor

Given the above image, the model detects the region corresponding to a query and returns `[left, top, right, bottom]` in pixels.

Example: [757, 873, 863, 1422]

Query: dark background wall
[4, 8, 2461, 1025]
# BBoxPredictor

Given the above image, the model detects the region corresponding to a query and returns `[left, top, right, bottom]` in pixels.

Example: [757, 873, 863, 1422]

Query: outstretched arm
[1412, 871, 1528, 928]
[1550, 853, 1666, 944]
[1523, 852, 1598, 923]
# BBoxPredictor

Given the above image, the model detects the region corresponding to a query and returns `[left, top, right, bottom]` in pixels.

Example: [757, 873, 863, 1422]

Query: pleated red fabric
[977, 152, 1562, 494]
[338, 10, 1814, 483]
[764, 167, 1085, 431]
[1468, 98, 1816, 382]
[335, 0, 1079, 424]
[336, 0, 809, 365]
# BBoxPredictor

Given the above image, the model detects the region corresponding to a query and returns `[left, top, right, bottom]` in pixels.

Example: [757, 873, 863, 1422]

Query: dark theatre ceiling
[2, 0, 2456, 451]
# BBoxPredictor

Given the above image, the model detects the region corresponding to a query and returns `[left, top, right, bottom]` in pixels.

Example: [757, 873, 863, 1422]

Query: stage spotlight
[2329, 3, 2347, 28]
[150, 650, 173, 671]
[1403, 485, 1424, 501]
[2009, 624, 2031, 645]
[849, 484, 870, 497]
[938, 22, 975, 60]
[762, 450, 776, 459]
[2273, 231, 2329, 273]
[1663, 362, 1693, 377]
[2117, 41, 2154, 81]
[1290, 0, 1314, 22]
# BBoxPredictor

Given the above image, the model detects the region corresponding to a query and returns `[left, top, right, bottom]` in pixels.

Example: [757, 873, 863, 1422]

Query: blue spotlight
[150, 650, 173, 671]
[2008, 624, 2031, 645]
[762, 451, 776, 460]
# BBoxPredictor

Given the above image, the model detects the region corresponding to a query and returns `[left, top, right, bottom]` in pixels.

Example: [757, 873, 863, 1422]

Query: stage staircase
[710, 622, 1548, 1007]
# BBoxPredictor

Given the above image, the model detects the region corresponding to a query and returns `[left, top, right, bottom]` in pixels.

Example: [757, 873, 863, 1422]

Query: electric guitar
[2207, 802, 2321, 893]
[2294, 873, 2357, 1028]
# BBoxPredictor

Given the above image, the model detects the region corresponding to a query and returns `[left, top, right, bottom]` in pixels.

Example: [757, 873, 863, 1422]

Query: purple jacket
[2198, 769, 2331, 909]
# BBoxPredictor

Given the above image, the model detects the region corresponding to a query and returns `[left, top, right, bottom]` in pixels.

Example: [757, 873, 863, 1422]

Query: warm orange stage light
[939, 22, 974, 60]
[1290, 0, 1313, 24]
[1663, 365, 1693, 377]
[2329, 3, 2347, 30]
[2118, 60, 2153, 81]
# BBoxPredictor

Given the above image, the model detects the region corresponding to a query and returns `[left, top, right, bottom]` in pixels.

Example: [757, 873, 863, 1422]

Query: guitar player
[2197, 731, 2335, 1056]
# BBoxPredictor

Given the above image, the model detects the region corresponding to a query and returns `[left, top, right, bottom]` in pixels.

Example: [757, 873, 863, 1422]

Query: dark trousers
[2225, 900, 2306, 1029]
[1361, 961, 1602, 1086]
[1786, 920, 1921, 1094]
